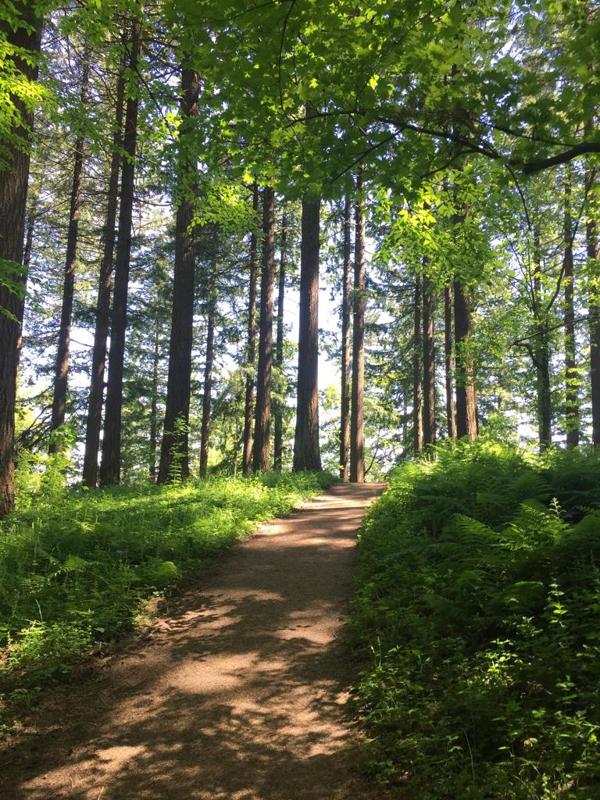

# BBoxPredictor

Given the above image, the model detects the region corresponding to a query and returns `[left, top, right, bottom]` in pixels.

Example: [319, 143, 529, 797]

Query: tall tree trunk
[273, 211, 287, 470]
[242, 184, 259, 475]
[50, 55, 90, 446]
[534, 335, 552, 449]
[422, 272, 436, 446]
[444, 285, 457, 439]
[82, 57, 126, 487]
[350, 173, 366, 482]
[563, 167, 579, 446]
[293, 197, 322, 471]
[0, 6, 42, 516]
[402, 394, 408, 452]
[252, 186, 275, 472]
[16, 192, 39, 360]
[100, 20, 141, 486]
[340, 196, 352, 480]
[22, 206, 36, 277]
[587, 161, 600, 445]
[199, 266, 216, 478]
[454, 280, 478, 440]
[413, 275, 424, 453]
[532, 229, 552, 449]
[149, 314, 160, 481]
[157, 67, 200, 483]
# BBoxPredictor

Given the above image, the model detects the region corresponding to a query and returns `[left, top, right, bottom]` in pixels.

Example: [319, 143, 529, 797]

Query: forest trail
[1, 483, 386, 800]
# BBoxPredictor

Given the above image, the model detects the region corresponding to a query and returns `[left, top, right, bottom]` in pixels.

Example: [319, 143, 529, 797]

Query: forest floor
[0, 482, 385, 800]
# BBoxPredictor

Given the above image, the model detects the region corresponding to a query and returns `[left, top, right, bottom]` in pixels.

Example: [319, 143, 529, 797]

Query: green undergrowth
[0, 470, 332, 728]
[351, 441, 600, 799]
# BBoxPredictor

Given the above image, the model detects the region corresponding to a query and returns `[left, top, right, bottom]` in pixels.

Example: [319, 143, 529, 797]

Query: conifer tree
[50, 53, 90, 445]
[100, 18, 141, 485]
[252, 187, 275, 472]
[0, 4, 42, 515]
[242, 184, 259, 475]
[339, 196, 352, 479]
[350, 173, 366, 482]
[82, 57, 125, 488]
[158, 66, 200, 483]
[293, 197, 321, 471]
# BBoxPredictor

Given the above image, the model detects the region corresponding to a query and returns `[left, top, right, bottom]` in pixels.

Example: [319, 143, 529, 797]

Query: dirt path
[1, 483, 385, 800]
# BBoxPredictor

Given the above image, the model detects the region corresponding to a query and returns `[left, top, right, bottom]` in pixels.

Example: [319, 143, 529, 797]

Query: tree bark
[50, 55, 90, 446]
[422, 272, 436, 446]
[563, 167, 579, 446]
[157, 67, 200, 483]
[340, 196, 352, 480]
[242, 184, 259, 475]
[100, 20, 141, 486]
[199, 266, 216, 478]
[444, 285, 457, 439]
[0, 6, 42, 516]
[532, 229, 552, 449]
[149, 315, 160, 481]
[534, 334, 552, 449]
[293, 197, 322, 471]
[252, 186, 275, 472]
[82, 57, 126, 487]
[454, 280, 478, 440]
[413, 275, 424, 453]
[273, 211, 287, 470]
[16, 191, 39, 361]
[587, 158, 600, 445]
[350, 173, 366, 483]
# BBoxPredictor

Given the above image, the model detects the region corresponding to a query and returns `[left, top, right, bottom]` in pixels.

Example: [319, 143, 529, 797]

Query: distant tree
[158, 66, 200, 483]
[100, 17, 141, 485]
[253, 187, 275, 472]
[350, 172, 366, 482]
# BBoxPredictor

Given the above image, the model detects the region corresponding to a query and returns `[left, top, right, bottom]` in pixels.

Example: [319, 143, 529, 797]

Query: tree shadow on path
[0, 483, 386, 800]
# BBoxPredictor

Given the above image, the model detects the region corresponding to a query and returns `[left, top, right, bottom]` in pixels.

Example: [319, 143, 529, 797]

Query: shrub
[352, 441, 600, 799]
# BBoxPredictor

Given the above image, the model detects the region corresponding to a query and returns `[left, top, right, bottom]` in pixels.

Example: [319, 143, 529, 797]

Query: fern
[352, 442, 600, 799]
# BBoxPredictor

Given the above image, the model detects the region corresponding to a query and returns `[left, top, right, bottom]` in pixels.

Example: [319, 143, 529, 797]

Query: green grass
[0, 470, 332, 726]
[351, 441, 600, 799]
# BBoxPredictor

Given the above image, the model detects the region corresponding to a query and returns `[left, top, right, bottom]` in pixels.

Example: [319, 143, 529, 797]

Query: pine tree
[350, 172, 366, 482]
[100, 18, 141, 486]
[273, 210, 287, 471]
[563, 167, 579, 446]
[422, 271, 436, 446]
[242, 184, 259, 475]
[252, 187, 275, 472]
[0, 4, 42, 515]
[50, 53, 90, 445]
[293, 197, 321, 471]
[158, 66, 200, 483]
[200, 260, 217, 477]
[82, 55, 125, 488]
[454, 280, 478, 440]
[339, 196, 352, 479]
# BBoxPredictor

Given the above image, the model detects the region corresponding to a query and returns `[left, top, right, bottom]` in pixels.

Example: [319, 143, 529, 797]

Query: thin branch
[329, 133, 397, 184]
[511, 314, 587, 349]
[506, 163, 532, 231]
[278, 0, 296, 111]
